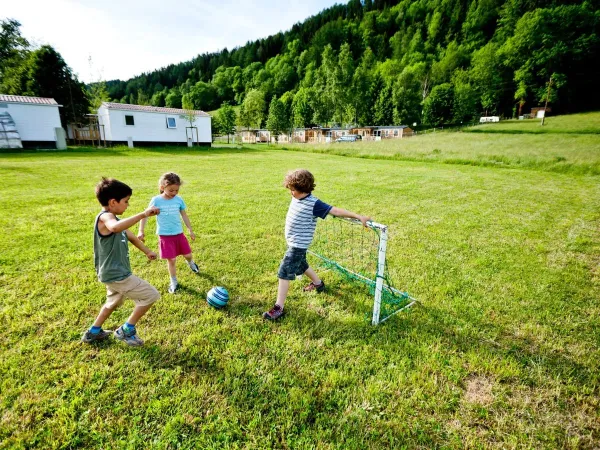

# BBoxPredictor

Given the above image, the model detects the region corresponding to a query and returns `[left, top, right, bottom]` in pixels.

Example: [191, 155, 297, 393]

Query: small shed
[240, 129, 256, 143]
[376, 125, 413, 139]
[0, 94, 64, 149]
[97, 102, 211, 147]
[351, 126, 377, 140]
[530, 107, 551, 119]
[291, 128, 306, 143]
[306, 127, 328, 143]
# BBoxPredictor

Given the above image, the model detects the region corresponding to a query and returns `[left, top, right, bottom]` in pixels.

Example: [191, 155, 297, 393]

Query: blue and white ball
[207, 286, 229, 309]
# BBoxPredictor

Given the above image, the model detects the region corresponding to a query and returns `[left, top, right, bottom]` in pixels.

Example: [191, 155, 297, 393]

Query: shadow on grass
[0, 146, 127, 158]
[131, 269, 598, 396]
[1, 145, 266, 159]
[139, 145, 264, 156]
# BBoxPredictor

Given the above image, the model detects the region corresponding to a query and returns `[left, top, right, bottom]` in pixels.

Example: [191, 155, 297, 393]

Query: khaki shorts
[104, 274, 160, 309]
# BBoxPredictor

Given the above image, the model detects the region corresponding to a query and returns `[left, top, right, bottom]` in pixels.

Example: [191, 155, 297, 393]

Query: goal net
[308, 217, 416, 325]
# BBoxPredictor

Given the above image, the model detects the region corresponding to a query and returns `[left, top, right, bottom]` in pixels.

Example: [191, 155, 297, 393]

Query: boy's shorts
[159, 233, 192, 259]
[104, 274, 160, 309]
[278, 247, 309, 280]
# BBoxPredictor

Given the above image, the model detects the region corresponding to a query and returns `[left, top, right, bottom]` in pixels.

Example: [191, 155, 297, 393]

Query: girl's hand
[189, 231, 196, 241]
[137, 232, 145, 242]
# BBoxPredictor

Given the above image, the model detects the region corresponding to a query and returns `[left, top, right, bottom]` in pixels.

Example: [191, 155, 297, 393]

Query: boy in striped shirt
[263, 169, 370, 321]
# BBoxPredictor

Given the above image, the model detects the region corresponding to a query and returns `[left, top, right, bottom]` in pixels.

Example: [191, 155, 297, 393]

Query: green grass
[1, 115, 599, 448]
[278, 112, 600, 175]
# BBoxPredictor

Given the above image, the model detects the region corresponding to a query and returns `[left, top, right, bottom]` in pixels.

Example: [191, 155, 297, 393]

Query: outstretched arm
[180, 210, 196, 241]
[101, 207, 160, 234]
[125, 229, 157, 260]
[329, 207, 371, 227]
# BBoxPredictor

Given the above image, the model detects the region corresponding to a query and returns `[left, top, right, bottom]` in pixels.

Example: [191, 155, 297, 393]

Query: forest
[1, 0, 599, 128]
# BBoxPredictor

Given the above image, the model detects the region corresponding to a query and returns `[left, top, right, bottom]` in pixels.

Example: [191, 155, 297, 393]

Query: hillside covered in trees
[3, 0, 599, 129]
[102, 0, 599, 128]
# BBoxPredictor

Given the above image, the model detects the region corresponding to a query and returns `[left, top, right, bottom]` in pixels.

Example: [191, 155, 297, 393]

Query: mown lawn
[1, 117, 599, 448]
[278, 112, 600, 175]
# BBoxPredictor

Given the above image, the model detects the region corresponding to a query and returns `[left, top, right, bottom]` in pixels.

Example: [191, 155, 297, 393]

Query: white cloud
[3, 0, 340, 82]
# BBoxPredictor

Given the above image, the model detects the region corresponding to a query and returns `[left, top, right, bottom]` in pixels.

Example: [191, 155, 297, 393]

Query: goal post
[308, 217, 417, 325]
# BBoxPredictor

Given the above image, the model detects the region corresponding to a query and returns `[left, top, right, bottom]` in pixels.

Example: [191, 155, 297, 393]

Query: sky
[3, 0, 341, 83]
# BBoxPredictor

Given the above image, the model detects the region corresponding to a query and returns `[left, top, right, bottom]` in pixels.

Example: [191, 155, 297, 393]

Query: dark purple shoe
[303, 280, 325, 293]
[263, 304, 284, 320]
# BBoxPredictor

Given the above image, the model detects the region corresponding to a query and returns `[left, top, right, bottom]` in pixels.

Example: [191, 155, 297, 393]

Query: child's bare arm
[125, 229, 157, 260]
[137, 217, 148, 242]
[180, 210, 196, 241]
[329, 207, 371, 227]
[101, 207, 159, 234]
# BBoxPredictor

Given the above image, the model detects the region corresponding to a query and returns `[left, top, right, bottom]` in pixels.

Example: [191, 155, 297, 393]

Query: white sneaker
[188, 261, 199, 274]
[168, 281, 178, 294]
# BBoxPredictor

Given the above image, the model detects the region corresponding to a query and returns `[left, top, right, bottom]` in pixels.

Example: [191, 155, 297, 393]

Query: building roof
[376, 125, 409, 129]
[0, 94, 61, 106]
[101, 102, 210, 116]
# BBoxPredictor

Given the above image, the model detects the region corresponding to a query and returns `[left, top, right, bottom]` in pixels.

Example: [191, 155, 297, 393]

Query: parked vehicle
[335, 135, 361, 143]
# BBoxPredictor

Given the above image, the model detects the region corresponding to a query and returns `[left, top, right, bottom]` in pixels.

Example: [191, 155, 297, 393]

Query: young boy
[263, 169, 370, 321]
[81, 177, 161, 346]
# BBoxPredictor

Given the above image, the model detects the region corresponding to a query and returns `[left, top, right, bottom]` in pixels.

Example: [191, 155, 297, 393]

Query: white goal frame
[308, 218, 417, 325]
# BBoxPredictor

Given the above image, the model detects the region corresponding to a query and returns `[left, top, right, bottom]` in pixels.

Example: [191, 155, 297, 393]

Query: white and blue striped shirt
[285, 194, 332, 249]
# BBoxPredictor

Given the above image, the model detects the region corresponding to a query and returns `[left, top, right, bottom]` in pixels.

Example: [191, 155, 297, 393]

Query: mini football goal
[308, 217, 417, 325]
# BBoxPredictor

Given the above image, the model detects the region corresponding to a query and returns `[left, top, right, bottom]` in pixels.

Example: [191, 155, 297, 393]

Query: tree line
[0, 19, 90, 126]
[2, 0, 599, 130]
[103, 0, 599, 129]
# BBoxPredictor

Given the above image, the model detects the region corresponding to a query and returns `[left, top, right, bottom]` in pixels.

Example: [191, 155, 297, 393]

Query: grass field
[1, 113, 599, 448]
[278, 112, 600, 176]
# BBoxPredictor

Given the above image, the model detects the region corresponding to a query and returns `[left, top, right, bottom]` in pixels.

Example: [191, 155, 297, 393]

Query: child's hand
[189, 231, 196, 241]
[137, 232, 145, 242]
[359, 215, 371, 228]
[145, 206, 160, 217]
[146, 250, 157, 260]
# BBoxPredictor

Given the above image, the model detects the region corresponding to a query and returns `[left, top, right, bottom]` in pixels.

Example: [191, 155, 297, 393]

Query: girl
[138, 172, 199, 293]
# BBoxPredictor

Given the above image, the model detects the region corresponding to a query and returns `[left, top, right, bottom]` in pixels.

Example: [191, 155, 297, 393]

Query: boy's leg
[82, 287, 124, 343]
[264, 247, 304, 320]
[276, 279, 290, 308]
[113, 275, 160, 346]
[263, 278, 288, 320]
[126, 303, 153, 325]
[303, 267, 322, 285]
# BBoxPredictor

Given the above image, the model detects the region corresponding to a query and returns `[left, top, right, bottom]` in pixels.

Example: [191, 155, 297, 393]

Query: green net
[308, 217, 416, 324]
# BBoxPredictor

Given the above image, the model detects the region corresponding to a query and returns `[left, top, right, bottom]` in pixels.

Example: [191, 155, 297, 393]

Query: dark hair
[95, 177, 132, 206]
[158, 172, 182, 193]
[284, 169, 316, 193]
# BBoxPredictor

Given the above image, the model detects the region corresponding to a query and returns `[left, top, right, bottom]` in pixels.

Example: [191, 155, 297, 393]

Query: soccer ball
[207, 286, 229, 309]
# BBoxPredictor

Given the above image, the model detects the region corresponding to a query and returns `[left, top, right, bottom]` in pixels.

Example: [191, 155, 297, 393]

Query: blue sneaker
[114, 325, 144, 347]
[81, 329, 112, 344]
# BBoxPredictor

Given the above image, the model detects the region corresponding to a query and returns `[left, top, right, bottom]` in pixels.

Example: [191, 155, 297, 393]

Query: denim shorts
[278, 247, 309, 280]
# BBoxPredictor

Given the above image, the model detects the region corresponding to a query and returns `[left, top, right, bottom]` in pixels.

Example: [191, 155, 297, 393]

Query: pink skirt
[159, 233, 192, 259]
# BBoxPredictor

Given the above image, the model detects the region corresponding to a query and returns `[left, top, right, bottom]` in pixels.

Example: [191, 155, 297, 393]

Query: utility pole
[541, 76, 553, 126]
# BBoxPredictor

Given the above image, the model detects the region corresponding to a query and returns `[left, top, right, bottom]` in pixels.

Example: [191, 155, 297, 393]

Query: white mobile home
[98, 102, 211, 147]
[0, 94, 64, 149]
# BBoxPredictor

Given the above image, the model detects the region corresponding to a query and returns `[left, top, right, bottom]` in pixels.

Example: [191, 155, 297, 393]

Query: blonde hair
[158, 172, 182, 193]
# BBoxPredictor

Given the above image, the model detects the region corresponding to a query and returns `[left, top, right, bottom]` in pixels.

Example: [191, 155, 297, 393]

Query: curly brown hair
[158, 172, 182, 193]
[284, 169, 315, 193]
